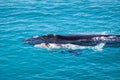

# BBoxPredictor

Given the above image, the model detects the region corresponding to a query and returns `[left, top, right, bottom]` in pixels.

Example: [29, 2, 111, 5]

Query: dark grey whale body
[24, 34, 120, 47]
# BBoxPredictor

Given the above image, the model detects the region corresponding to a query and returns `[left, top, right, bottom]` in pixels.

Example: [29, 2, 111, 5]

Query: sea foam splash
[34, 43, 105, 51]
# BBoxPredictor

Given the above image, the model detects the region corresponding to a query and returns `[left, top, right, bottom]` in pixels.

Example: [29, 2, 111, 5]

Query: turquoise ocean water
[0, 0, 120, 80]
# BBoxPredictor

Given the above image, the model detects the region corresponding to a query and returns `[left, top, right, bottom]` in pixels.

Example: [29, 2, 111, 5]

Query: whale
[24, 34, 120, 49]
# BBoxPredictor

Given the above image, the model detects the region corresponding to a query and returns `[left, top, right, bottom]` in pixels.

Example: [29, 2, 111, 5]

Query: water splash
[93, 43, 105, 51]
[34, 43, 106, 52]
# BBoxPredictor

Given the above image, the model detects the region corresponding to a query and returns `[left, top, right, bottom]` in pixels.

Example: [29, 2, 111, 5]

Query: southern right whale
[24, 34, 120, 49]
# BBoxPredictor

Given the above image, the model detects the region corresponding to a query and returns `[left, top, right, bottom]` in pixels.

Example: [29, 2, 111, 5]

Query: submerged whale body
[24, 34, 120, 48]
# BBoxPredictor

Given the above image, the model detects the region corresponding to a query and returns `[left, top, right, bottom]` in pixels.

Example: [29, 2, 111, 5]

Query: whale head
[24, 34, 58, 45]
[24, 36, 45, 45]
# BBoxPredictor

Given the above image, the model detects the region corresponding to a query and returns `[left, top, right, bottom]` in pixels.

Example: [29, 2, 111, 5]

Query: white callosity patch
[34, 43, 105, 51]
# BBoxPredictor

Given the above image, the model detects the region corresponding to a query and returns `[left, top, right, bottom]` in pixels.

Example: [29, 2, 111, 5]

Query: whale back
[42, 34, 120, 40]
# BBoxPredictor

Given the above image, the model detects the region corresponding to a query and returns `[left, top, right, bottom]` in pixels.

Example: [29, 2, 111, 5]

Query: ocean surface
[0, 0, 120, 80]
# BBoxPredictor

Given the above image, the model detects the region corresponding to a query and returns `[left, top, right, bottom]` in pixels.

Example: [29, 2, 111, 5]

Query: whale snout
[24, 38, 31, 43]
[24, 38, 35, 45]
[24, 37, 45, 45]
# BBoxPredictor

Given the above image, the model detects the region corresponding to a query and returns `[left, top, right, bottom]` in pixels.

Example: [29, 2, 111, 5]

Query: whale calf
[24, 34, 120, 49]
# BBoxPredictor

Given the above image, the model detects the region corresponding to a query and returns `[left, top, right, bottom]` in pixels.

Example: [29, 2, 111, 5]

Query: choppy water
[0, 0, 120, 80]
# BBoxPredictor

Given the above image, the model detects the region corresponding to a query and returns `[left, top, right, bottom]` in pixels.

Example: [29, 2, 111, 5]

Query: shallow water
[0, 0, 120, 80]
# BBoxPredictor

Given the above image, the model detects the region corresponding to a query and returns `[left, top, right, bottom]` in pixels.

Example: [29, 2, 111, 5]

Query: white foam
[93, 35, 117, 42]
[101, 32, 108, 35]
[93, 43, 105, 51]
[33, 35, 39, 38]
[34, 43, 105, 51]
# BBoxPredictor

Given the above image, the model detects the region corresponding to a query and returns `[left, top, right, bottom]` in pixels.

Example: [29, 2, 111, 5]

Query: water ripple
[0, 0, 120, 80]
